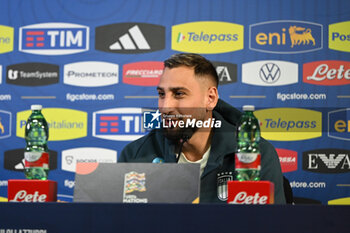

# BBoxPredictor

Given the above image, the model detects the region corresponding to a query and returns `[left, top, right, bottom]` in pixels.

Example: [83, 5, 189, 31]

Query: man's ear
[207, 86, 219, 111]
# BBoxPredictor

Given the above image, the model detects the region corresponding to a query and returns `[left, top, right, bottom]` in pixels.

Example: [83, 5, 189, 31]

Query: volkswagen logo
[259, 63, 281, 84]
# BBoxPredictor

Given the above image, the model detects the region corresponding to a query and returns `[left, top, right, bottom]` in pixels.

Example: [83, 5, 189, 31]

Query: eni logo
[250, 20, 322, 54]
[289, 26, 315, 48]
[0, 117, 4, 134]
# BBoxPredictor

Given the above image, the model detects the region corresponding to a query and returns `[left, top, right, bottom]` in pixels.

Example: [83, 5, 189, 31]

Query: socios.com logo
[250, 20, 322, 54]
[16, 108, 87, 141]
[254, 108, 322, 141]
[328, 108, 350, 141]
[93, 108, 146, 141]
[0, 25, 14, 54]
[19, 22, 89, 55]
[61, 147, 117, 173]
[329, 21, 350, 52]
[172, 21, 244, 54]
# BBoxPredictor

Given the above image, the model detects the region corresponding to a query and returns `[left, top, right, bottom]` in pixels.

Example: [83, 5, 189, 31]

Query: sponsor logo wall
[0, 0, 349, 204]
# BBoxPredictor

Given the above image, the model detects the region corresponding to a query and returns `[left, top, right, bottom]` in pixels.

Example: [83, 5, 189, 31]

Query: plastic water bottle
[24, 105, 49, 180]
[235, 105, 261, 181]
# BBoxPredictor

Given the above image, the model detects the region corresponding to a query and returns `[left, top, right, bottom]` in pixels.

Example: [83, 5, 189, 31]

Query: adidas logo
[95, 23, 165, 54]
[109, 25, 150, 50]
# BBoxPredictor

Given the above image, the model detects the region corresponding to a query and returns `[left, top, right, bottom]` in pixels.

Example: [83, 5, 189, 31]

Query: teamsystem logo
[250, 20, 322, 53]
[242, 60, 298, 86]
[95, 23, 165, 54]
[172, 21, 244, 54]
[143, 110, 222, 130]
[19, 22, 89, 55]
[6, 63, 59, 86]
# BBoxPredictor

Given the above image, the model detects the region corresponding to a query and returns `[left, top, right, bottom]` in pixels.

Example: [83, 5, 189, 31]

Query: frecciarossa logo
[303, 60, 350, 86]
[254, 108, 322, 141]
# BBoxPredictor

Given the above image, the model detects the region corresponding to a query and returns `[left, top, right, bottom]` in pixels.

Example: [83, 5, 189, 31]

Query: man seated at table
[119, 53, 286, 204]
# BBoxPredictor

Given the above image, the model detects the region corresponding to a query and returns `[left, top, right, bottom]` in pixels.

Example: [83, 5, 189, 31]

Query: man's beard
[162, 124, 197, 143]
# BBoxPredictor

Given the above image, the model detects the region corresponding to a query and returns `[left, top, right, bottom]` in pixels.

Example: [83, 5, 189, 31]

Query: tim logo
[93, 108, 146, 141]
[143, 110, 161, 129]
[95, 23, 165, 54]
[212, 61, 237, 85]
[19, 22, 89, 55]
[250, 20, 322, 53]
[303, 149, 350, 173]
[0, 110, 11, 139]
[328, 108, 350, 141]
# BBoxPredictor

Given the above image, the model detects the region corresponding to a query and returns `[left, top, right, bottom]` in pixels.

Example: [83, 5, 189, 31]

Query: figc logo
[250, 20, 322, 54]
[17, 108, 87, 141]
[172, 21, 243, 54]
[254, 108, 322, 141]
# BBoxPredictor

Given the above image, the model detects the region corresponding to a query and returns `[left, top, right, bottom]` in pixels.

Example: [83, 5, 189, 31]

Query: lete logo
[250, 20, 322, 54]
[328, 108, 350, 141]
[123, 61, 163, 86]
[172, 21, 244, 54]
[303, 60, 350, 86]
[254, 108, 322, 141]
[17, 108, 87, 141]
[93, 108, 146, 141]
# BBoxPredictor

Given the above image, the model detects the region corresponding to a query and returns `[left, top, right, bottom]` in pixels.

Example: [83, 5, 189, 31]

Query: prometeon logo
[93, 108, 146, 141]
[6, 63, 59, 86]
[328, 108, 350, 141]
[329, 21, 350, 52]
[172, 21, 244, 54]
[212, 61, 237, 85]
[254, 108, 322, 141]
[303, 60, 350, 86]
[242, 60, 298, 86]
[4, 149, 57, 171]
[17, 108, 87, 141]
[64, 61, 118, 87]
[0, 110, 11, 139]
[123, 61, 163, 86]
[0, 25, 14, 54]
[276, 148, 298, 173]
[19, 22, 89, 55]
[303, 148, 350, 173]
[61, 147, 117, 173]
[250, 20, 322, 53]
[95, 23, 165, 54]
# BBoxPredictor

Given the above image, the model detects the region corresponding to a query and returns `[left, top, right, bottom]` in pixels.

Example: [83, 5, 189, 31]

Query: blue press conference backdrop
[0, 0, 349, 204]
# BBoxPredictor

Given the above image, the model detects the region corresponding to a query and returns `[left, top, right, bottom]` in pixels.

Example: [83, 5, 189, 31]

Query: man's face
[157, 66, 209, 141]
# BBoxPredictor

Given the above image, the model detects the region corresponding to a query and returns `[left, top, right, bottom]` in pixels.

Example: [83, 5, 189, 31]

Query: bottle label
[235, 153, 261, 169]
[24, 152, 49, 169]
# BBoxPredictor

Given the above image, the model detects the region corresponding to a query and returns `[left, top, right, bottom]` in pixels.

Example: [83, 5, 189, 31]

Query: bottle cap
[31, 105, 42, 110]
[243, 105, 255, 111]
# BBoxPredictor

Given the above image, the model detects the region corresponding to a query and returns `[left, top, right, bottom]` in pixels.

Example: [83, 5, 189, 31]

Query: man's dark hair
[164, 53, 219, 87]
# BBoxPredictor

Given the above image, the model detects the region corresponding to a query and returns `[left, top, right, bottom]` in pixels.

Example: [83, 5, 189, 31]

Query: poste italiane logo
[254, 108, 322, 141]
[16, 108, 87, 141]
[329, 21, 350, 52]
[0, 25, 14, 54]
[172, 21, 244, 54]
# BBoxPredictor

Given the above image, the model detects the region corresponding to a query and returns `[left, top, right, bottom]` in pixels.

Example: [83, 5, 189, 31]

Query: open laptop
[73, 163, 200, 203]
